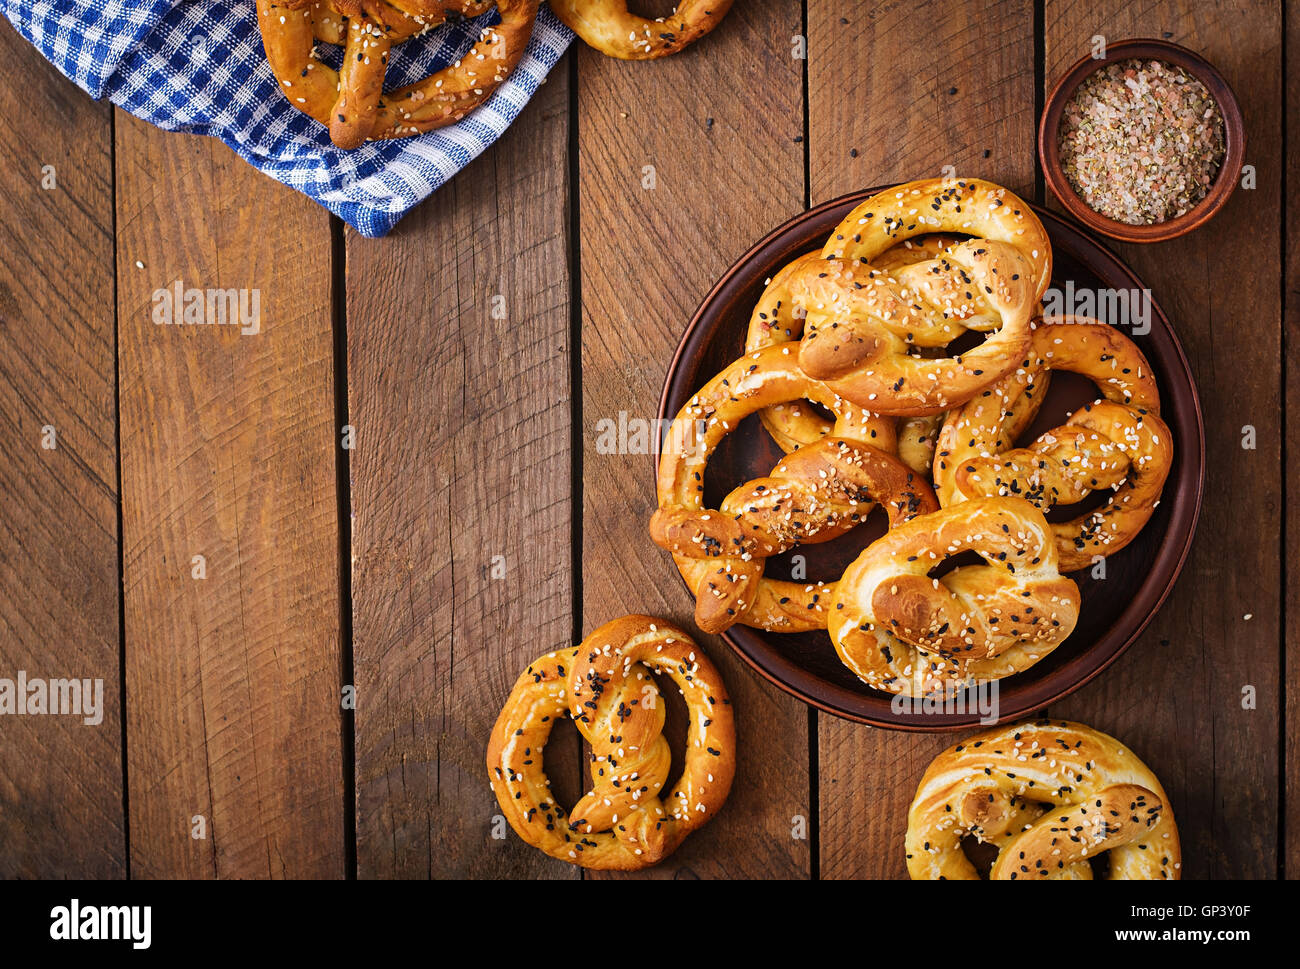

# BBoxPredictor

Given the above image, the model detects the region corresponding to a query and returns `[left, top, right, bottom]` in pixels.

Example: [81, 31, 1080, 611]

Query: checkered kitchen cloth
[2, 1, 572, 237]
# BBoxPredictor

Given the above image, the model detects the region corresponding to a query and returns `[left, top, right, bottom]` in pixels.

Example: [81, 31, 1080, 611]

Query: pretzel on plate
[551, 1, 733, 59]
[486, 615, 734, 870]
[255, 0, 539, 149]
[651, 344, 939, 635]
[787, 178, 1051, 416]
[827, 497, 1080, 695]
[907, 719, 1180, 879]
[745, 237, 978, 474]
[743, 239, 1052, 477]
[934, 317, 1172, 571]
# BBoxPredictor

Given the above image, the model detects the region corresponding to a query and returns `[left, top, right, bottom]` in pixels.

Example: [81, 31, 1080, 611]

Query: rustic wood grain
[0, 22, 125, 879]
[347, 65, 575, 879]
[808, 0, 1038, 879]
[1046, 0, 1282, 879]
[1287, 0, 1298, 882]
[2, 0, 1288, 883]
[114, 113, 345, 878]
[577, 0, 810, 879]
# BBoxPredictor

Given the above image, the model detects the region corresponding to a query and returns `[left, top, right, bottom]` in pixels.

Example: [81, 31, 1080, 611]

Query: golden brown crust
[895, 412, 943, 477]
[651, 345, 939, 635]
[935, 318, 1171, 571]
[827, 497, 1080, 694]
[906, 720, 1181, 880]
[256, 0, 539, 149]
[745, 251, 831, 453]
[551, 0, 733, 60]
[787, 178, 1051, 416]
[485, 615, 734, 870]
[744, 238, 971, 473]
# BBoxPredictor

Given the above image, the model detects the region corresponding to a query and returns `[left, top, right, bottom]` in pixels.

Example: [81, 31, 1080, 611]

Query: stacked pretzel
[652, 177, 1173, 697]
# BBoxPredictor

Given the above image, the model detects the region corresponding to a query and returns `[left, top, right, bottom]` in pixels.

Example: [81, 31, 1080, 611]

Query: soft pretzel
[935, 318, 1172, 571]
[745, 237, 975, 474]
[827, 497, 1080, 695]
[551, 1, 733, 59]
[895, 412, 944, 478]
[789, 178, 1051, 416]
[651, 344, 939, 635]
[907, 719, 1181, 879]
[745, 251, 835, 455]
[256, 0, 539, 149]
[486, 615, 734, 870]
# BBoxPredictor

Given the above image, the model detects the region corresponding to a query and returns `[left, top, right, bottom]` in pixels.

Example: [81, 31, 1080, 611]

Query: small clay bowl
[655, 188, 1205, 730]
[1039, 38, 1245, 243]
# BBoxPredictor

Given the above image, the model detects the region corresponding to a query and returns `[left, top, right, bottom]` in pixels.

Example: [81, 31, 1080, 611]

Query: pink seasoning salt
[1058, 58, 1226, 225]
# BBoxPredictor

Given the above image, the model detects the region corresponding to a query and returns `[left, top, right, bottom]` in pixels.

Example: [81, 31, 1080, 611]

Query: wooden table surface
[0, 0, 1292, 880]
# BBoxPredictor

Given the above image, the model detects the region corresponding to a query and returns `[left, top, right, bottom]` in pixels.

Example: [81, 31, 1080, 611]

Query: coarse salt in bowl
[1039, 38, 1245, 244]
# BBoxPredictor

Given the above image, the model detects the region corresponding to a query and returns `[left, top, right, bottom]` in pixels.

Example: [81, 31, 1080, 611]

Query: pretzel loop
[907, 720, 1181, 880]
[652, 345, 941, 635]
[745, 238, 990, 474]
[935, 318, 1173, 571]
[486, 616, 735, 870]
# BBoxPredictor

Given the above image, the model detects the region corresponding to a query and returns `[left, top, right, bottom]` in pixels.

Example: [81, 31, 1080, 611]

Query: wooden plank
[577, 0, 809, 879]
[808, 0, 1038, 879]
[348, 64, 575, 879]
[1046, 2, 1282, 879]
[114, 113, 345, 878]
[0, 22, 124, 879]
[1287, 0, 1298, 881]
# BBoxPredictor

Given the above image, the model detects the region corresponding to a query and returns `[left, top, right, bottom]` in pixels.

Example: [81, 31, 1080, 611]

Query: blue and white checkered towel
[2, 1, 572, 237]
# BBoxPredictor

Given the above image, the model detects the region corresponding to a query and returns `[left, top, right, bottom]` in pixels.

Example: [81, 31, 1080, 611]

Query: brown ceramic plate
[656, 189, 1204, 730]
[1039, 38, 1245, 243]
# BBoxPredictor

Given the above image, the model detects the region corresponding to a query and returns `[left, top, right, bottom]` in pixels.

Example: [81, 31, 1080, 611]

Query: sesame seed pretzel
[486, 615, 735, 870]
[907, 720, 1180, 880]
[827, 497, 1080, 695]
[743, 243, 1051, 478]
[651, 345, 940, 635]
[255, 0, 539, 149]
[794, 178, 1052, 416]
[550, 1, 733, 60]
[745, 238, 988, 475]
[934, 318, 1172, 572]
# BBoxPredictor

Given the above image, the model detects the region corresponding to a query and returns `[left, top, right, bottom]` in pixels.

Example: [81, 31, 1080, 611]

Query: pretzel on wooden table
[651, 344, 939, 635]
[827, 497, 1080, 695]
[787, 178, 1051, 416]
[907, 719, 1180, 879]
[551, 1, 733, 59]
[255, 0, 539, 149]
[934, 317, 1172, 571]
[486, 615, 734, 870]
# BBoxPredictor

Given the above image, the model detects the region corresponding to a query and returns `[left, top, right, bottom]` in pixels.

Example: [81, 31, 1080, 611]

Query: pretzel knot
[551, 1, 733, 59]
[935, 318, 1173, 571]
[255, 0, 539, 149]
[907, 720, 1181, 879]
[486, 615, 735, 870]
[651, 345, 939, 635]
[785, 178, 1051, 417]
[745, 239, 970, 474]
[828, 497, 1080, 694]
